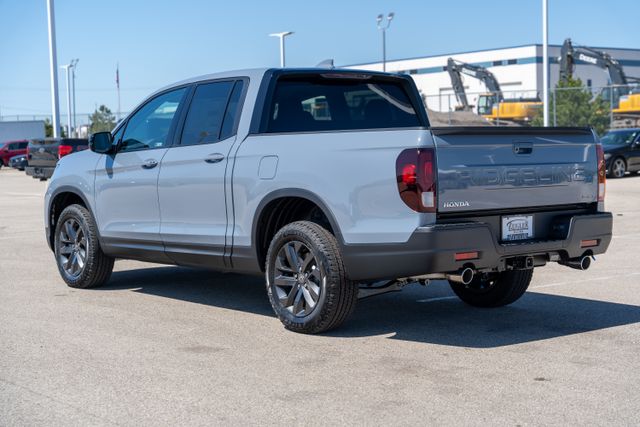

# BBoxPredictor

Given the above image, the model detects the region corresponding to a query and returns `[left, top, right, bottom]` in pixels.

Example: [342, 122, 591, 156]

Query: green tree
[532, 77, 609, 135]
[89, 105, 116, 133]
[44, 118, 66, 137]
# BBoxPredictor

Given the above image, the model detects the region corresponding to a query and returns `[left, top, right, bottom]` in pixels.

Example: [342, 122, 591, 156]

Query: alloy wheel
[272, 241, 323, 317]
[58, 218, 88, 278]
[612, 158, 626, 178]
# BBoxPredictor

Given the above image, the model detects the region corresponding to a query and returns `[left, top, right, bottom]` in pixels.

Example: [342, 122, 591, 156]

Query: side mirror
[89, 132, 114, 154]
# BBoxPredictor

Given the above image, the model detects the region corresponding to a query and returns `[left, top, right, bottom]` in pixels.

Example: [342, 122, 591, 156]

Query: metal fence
[421, 83, 639, 129]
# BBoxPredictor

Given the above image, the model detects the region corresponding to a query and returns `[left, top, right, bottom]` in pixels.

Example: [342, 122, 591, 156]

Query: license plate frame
[501, 215, 534, 242]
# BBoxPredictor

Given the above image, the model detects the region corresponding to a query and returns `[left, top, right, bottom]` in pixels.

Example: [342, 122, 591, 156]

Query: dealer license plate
[501, 215, 533, 241]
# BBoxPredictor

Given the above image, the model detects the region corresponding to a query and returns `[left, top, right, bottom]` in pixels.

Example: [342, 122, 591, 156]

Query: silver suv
[45, 68, 612, 333]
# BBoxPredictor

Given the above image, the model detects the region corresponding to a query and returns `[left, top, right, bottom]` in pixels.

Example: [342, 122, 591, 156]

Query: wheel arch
[249, 188, 345, 272]
[48, 186, 98, 251]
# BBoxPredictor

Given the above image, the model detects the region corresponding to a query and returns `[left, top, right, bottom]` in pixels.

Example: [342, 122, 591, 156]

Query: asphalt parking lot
[1, 168, 639, 426]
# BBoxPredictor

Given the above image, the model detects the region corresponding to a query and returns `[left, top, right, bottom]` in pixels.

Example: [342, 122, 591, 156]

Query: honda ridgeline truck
[44, 68, 612, 333]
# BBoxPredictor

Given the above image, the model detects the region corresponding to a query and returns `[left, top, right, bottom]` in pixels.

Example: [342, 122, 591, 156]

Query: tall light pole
[46, 0, 61, 137]
[542, 0, 549, 126]
[377, 12, 394, 72]
[71, 59, 78, 136]
[61, 64, 72, 137]
[269, 31, 294, 68]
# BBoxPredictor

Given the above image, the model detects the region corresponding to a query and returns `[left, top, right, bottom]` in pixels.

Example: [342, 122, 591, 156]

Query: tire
[54, 204, 114, 289]
[449, 269, 533, 308]
[610, 157, 626, 178]
[265, 221, 358, 334]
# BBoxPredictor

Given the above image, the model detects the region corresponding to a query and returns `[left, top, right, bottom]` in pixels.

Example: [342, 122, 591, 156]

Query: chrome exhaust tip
[446, 267, 475, 285]
[559, 255, 592, 271]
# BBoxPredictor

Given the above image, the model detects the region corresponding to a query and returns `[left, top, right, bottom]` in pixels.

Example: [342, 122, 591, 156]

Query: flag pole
[116, 63, 121, 121]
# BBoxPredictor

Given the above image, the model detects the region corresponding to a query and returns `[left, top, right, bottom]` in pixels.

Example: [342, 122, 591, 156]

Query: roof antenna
[316, 59, 335, 69]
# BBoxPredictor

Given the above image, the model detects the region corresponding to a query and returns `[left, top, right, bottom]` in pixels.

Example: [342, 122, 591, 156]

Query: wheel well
[255, 197, 334, 271]
[49, 192, 87, 249]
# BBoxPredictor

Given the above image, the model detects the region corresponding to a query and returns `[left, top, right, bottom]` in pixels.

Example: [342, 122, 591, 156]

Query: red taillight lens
[596, 144, 606, 203]
[396, 148, 437, 213]
[58, 144, 73, 159]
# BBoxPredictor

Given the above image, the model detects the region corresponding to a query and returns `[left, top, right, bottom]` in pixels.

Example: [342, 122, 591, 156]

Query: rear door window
[179, 81, 236, 146]
[266, 74, 423, 133]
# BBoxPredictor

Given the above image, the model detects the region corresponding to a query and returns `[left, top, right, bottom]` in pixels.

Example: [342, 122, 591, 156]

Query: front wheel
[54, 204, 114, 289]
[265, 221, 358, 334]
[449, 269, 533, 308]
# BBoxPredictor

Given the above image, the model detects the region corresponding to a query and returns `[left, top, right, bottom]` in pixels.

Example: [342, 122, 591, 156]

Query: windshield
[600, 130, 639, 145]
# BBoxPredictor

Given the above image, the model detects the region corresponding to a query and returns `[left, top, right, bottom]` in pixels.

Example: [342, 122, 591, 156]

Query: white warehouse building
[346, 44, 640, 113]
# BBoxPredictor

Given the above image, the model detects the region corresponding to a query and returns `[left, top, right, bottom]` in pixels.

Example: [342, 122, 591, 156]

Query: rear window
[266, 75, 423, 133]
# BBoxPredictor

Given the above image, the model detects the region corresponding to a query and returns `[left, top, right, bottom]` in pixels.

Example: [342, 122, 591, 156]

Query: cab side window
[179, 81, 235, 146]
[120, 88, 186, 152]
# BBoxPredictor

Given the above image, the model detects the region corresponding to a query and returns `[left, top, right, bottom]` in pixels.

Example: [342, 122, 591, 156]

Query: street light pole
[71, 59, 78, 136]
[542, 0, 549, 127]
[61, 64, 72, 137]
[46, 0, 61, 137]
[269, 32, 294, 68]
[376, 12, 394, 72]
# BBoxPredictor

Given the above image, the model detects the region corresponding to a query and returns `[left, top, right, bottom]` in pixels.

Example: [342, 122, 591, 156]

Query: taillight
[58, 144, 73, 159]
[396, 148, 437, 213]
[26, 145, 30, 160]
[596, 144, 606, 203]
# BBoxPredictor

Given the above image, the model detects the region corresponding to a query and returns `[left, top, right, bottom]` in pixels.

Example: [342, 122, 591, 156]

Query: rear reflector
[455, 251, 479, 261]
[580, 239, 599, 248]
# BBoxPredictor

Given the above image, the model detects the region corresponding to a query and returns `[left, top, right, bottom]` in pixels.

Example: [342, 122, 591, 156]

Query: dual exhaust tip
[446, 255, 592, 285]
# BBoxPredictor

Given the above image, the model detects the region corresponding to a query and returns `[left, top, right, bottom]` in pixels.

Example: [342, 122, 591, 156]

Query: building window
[492, 60, 503, 66]
[507, 59, 517, 65]
[587, 79, 592, 87]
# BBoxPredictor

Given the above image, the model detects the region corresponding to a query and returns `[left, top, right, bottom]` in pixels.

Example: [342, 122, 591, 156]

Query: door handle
[204, 153, 225, 164]
[141, 159, 158, 169]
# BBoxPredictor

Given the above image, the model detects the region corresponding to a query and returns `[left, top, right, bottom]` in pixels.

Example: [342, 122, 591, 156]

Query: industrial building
[346, 43, 640, 113]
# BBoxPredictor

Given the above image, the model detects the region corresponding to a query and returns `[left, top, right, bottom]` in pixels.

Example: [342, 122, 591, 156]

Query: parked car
[44, 68, 612, 333]
[9, 154, 27, 171]
[601, 128, 640, 178]
[0, 140, 28, 168]
[25, 138, 88, 180]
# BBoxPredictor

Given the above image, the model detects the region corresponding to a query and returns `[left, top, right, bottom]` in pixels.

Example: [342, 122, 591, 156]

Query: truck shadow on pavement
[104, 266, 640, 348]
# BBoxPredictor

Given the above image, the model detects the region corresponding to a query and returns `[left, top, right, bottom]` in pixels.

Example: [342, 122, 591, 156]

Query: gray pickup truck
[26, 138, 88, 180]
[44, 68, 612, 333]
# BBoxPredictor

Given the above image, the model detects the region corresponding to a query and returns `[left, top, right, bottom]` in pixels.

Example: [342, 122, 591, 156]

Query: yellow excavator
[446, 58, 542, 124]
[560, 39, 640, 126]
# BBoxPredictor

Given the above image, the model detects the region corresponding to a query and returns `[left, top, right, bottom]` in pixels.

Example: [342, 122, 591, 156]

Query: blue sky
[0, 0, 638, 117]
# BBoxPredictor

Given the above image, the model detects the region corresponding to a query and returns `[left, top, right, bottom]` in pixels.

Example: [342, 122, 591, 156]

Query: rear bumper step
[342, 212, 612, 281]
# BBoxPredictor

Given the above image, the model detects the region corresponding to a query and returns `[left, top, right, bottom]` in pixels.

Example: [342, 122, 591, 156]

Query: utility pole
[542, 0, 549, 126]
[61, 64, 72, 137]
[269, 32, 294, 67]
[376, 12, 394, 72]
[116, 63, 121, 121]
[46, 0, 61, 137]
[71, 59, 78, 136]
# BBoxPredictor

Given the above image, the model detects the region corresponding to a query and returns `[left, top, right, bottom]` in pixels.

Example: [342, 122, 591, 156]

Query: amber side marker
[580, 239, 599, 248]
[455, 251, 479, 261]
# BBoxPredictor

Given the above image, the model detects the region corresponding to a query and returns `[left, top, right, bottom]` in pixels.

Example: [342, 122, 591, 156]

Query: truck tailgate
[28, 139, 59, 167]
[432, 127, 598, 213]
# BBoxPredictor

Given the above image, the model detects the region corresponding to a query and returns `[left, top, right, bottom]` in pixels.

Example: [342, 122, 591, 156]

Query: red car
[0, 140, 28, 168]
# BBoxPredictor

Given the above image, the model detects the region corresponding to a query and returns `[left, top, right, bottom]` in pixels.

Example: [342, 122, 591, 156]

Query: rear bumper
[26, 166, 54, 179]
[342, 212, 613, 281]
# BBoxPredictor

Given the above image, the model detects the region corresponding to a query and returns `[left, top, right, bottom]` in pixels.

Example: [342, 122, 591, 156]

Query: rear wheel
[610, 157, 626, 178]
[449, 269, 533, 307]
[54, 204, 114, 289]
[265, 221, 357, 334]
